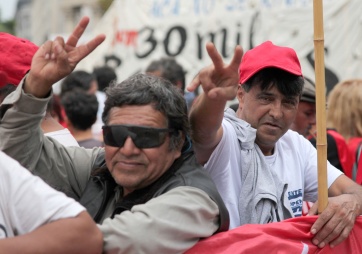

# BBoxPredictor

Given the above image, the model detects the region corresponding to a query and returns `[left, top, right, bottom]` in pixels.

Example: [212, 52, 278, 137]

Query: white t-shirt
[205, 119, 343, 229]
[0, 151, 85, 238]
[93, 91, 106, 140]
[45, 128, 79, 147]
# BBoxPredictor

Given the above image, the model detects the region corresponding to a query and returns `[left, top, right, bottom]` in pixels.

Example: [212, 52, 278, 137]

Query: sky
[0, 0, 17, 21]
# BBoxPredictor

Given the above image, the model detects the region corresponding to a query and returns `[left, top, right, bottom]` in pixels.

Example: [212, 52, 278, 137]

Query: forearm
[329, 174, 362, 214]
[341, 183, 362, 214]
[0, 80, 49, 168]
[0, 212, 103, 254]
[189, 93, 226, 163]
[24, 70, 53, 98]
[190, 93, 226, 142]
[0, 79, 97, 198]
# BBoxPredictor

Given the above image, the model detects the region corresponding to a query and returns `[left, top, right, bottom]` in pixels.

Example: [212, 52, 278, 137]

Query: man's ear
[236, 84, 245, 107]
[177, 131, 186, 150]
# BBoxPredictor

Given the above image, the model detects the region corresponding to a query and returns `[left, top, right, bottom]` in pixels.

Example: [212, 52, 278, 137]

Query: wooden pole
[313, 0, 328, 213]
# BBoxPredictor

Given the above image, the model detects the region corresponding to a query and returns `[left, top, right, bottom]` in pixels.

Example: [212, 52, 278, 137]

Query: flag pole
[313, 0, 328, 213]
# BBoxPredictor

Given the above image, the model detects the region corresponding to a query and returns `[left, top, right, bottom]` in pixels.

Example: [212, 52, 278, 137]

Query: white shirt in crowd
[0, 151, 84, 238]
[205, 120, 343, 229]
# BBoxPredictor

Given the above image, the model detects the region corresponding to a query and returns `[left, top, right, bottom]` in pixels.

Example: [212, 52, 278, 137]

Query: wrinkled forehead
[250, 82, 300, 100]
[253, 80, 301, 98]
[107, 104, 168, 127]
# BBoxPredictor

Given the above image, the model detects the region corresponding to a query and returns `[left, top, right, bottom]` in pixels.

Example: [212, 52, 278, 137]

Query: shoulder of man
[154, 151, 230, 232]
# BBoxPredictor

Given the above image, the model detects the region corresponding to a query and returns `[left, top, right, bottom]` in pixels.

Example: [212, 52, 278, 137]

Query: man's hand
[187, 42, 243, 101]
[308, 194, 360, 248]
[25, 16, 105, 98]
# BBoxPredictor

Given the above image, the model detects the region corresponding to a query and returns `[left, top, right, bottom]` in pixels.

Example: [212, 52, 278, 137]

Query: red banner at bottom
[186, 216, 362, 254]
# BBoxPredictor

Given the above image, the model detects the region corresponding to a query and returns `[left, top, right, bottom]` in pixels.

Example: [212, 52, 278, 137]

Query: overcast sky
[0, 0, 17, 21]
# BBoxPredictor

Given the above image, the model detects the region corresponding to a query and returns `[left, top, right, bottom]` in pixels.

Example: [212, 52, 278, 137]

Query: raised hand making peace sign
[25, 16, 105, 98]
[187, 42, 243, 101]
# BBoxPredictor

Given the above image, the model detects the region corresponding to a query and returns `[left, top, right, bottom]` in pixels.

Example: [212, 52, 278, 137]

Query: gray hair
[102, 73, 189, 150]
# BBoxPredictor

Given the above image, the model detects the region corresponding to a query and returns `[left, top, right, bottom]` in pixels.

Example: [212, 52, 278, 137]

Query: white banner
[78, 0, 362, 94]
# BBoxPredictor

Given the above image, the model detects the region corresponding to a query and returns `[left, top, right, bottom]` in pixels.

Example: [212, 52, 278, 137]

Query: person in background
[290, 77, 316, 137]
[327, 79, 362, 181]
[59, 70, 99, 134]
[145, 57, 196, 110]
[92, 65, 118, 141]
[60, 70, 98, 96]
[290, 78, 352, 173]
[0, 17, 229, 253]
[188, 40, 362, 249]
[0, 32, 79, 147]
[61, 89, 103, 148]
[40, 95, 80, 147]
[0, 150, 103, 253]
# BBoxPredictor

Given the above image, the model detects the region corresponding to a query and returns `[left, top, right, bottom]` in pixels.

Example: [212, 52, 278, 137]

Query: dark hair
[145, 57, 186, 92]
[93, 66, 117, 92]
[103, 73, 189, 151]
[242, 68, 304, 97]
[61, 89, 99, 130]
[60, 70, 96, 96]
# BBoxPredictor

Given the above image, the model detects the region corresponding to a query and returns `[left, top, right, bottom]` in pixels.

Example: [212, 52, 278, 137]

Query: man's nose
[119, 136, 141, 156]
[269, 101, 283, 119]
[309, 113, 317, 125]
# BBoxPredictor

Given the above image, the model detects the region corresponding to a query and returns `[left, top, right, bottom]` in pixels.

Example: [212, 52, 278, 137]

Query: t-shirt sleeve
[205, 120, 239, 175]
[302, 136, 343, 201]
[0, 152, 85, 236]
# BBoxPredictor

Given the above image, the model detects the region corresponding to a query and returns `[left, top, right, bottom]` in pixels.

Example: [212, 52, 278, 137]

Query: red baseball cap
[239, 41, 302, 84]
[0, 71, 9, 88]
[0, 32, 38, 87]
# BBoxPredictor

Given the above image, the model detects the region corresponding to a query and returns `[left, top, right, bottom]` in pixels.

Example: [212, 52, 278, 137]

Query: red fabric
[327, 129, 354, 177]
[348, 137, 362, 184]
[348, 138, 362, 161]
[186, 216, 362, 254]
[357, 155, 362, 185]
[0, 33, 38, 87]
[0, 71, 9, 87]
[239, 41, 302, 84]
[302, 201, 314, 216]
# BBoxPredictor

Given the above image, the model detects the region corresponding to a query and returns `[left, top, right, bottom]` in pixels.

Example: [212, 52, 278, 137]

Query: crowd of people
[1, 16, 362, 253]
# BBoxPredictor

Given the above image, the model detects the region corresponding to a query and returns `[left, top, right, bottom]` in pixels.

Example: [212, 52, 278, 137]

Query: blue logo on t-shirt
[288, 189, 303, 216]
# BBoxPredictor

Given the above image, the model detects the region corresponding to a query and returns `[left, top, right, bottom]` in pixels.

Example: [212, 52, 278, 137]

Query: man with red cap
[188, 41, 362, 249]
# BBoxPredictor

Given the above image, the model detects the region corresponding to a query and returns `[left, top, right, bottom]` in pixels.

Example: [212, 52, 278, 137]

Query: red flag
[186, 216, 362, 254]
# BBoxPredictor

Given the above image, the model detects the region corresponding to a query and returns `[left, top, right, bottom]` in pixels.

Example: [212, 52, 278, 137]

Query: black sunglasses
[102, 124, 175, 149]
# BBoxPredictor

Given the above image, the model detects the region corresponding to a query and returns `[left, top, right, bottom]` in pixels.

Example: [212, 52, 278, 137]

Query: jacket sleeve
[99, 186, 220, 254]
[0, 79, 102, 199]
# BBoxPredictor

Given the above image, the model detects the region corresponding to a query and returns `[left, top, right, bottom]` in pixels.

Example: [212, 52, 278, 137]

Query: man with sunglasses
[0, 17, 228, 254]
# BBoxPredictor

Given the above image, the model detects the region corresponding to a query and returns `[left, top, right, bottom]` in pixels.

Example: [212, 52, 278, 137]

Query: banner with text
[79, 0, 362, 94]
